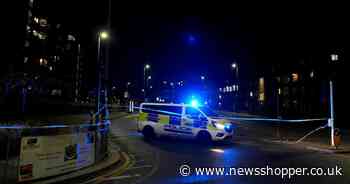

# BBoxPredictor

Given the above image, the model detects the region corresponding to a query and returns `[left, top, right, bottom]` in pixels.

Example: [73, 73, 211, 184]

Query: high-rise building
[21, 0, 84, 101]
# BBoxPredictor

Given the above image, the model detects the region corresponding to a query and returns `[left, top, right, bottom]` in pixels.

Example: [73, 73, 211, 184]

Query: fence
[0, 121, 110, 184]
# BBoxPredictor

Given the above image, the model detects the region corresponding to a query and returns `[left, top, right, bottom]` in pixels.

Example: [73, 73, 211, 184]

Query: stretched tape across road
[131, 105, 328, 124]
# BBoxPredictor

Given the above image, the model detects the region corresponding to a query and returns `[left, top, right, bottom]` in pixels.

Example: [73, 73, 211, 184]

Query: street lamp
[144, 64, 151, 101]
[96, 30, 109, 123]
[100, 31, 109, 39]
[231, 63, 237, 69]
[329, 52, 340, 147]
[231, 62, 239, 79]
[231, 62, 239, 112]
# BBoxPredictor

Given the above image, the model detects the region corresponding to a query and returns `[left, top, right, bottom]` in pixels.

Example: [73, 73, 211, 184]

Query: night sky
[8, 2, 348, 88]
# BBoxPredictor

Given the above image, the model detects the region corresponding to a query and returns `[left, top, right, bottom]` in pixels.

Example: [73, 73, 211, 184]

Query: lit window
[331, 54, 338, 62]
[291, 73, 298, 82]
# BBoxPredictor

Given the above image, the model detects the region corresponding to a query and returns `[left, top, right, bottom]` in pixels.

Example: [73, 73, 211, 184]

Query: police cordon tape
[130, 105, 328, 123]
[128, 105, 331, 144]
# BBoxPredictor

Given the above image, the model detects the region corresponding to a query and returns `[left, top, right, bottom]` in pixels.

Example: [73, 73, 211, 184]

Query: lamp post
[144, 64, 150, 101]
[231, 62, 239, 81]
[231, 62, 239, 112]
[95, 31, 109, 123]
[329, 53, 338, 147]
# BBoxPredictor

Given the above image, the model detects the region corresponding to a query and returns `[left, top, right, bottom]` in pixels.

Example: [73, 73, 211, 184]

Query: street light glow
[145, 64, 151, 69]
[232, 63, 237, 69]
[201, 76, 205, 80]
[99, 31, 109, 39]
[148, 76, 151, 80]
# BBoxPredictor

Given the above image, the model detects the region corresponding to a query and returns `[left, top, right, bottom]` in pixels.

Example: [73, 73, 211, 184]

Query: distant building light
[236, 85, 239, 91]
[38, 33, 46, 40]
[249, 91, 253, 97]
[127, 82, 131, 85]
[24, 57, 28, 63]
[200, 76, 205, 80]
[150, 86, 153, 89]
[156, 97, 160, 102]
[219, 95, 222, 99]
[170, 82, 174, 86]
[34, 17, 39, 23]
[32, 30, 38, 36]
[204, 101, 208, 105]
[331, 54, 338, 62]
[292, 73, 299, 82]
[27, 86, 32, 90]
[39, 58, 43, 65]
[258, 77, 265, 102]
[229, 86, 232, 92]
[218, 102, 222, 106]
[163, 81, 167, 84]
[232, 85, 236, 92]
[39, 18, 48, 27]
[24, 40, 30, 47]
[148, 76, 152, 80]
[278, 88, 281, 95]
[49, 66, 53, 71]
[310, 71, 314, 78]
[219, 88, 222, 92]
[67, 34, 76, 41]
[141, 89, 145, 92]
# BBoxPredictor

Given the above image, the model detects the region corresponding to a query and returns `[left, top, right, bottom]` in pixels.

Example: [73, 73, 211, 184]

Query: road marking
[103, 174, 141, 181]
[126, 165, 153, 170]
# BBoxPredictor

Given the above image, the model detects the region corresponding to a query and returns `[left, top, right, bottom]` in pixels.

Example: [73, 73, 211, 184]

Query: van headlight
[224, 124, 233, 133]
[215, 123, 225, 130]
[212, 121, 225, 130]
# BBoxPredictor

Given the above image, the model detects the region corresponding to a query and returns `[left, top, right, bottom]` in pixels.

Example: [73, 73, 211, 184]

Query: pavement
[217, 111, 350, 154]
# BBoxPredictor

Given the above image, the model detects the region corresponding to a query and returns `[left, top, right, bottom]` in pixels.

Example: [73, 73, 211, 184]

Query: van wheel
[196, 131, 212, 144]
[142, 126, 156, 140]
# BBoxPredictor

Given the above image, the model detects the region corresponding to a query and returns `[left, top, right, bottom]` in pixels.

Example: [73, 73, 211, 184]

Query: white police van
[137, 103, 234, 143]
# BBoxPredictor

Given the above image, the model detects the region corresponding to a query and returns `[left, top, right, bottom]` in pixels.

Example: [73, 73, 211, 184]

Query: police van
[137, 103, 234, 142]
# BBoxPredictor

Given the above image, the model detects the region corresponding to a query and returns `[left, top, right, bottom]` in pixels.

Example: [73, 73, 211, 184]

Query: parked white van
[137, 103, 235, 143]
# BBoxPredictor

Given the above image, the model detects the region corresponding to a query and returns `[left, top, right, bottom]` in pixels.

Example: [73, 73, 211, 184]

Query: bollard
[334, 128, 341, 149]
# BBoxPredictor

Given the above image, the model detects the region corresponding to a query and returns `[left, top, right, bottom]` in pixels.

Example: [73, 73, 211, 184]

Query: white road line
[102, 174, 141, 181]
[126, 165, 153, 170]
